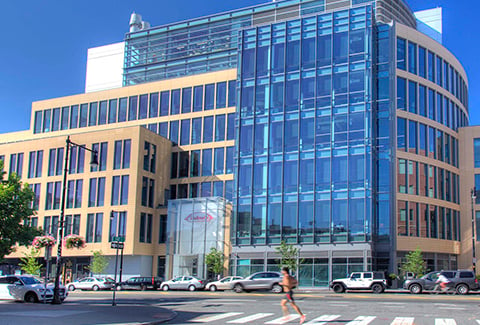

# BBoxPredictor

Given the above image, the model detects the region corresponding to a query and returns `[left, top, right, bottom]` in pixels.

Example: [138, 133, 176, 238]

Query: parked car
[330, 272, 387, 294]
[0, 275, 68, 303]
[67, 277, 115, 291]
[230, 272, 283, 293]
[116, 276, 163, 291]
[205, 276, 243, 291]
[161, 276, 205, 291]
[404, 270, 478, 295]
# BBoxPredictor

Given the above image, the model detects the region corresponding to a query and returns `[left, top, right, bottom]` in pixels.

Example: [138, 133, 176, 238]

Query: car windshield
[20, 277, 41, 285]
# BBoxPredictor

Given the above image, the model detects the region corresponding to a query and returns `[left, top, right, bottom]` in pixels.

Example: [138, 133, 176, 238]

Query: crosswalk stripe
[265, 314, 300, 324]
[391, 317, 415, 325]
[435, 320, 457, 325]
[191, 312, 244, 323]
[227, 313, 274, 324]
[346, 316, 377, 325]
[305, 315, 341, 324]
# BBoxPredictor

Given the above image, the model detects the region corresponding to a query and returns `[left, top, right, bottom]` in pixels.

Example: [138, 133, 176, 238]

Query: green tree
[88, 250, 109, 275]
[19, 249, 42, 276]
[275, 241, 301, 273]
[0, 161, 41, 261]
[205, 247, 225, 277]
[400, 247, 428, 277]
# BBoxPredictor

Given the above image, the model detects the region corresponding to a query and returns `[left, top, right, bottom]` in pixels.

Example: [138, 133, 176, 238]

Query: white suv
[0, 275, 68, 303]
[330, 272, 387, 294]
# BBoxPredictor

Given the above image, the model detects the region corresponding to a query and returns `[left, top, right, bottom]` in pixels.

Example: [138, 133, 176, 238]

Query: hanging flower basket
[64, 235, 86, 249]
[32, 236, 56, 249]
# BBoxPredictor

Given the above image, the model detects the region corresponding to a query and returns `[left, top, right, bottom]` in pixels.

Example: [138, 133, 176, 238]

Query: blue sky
[0, 0, 478, 133]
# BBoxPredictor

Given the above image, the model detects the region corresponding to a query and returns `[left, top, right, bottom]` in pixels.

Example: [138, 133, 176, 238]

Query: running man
[280, 266, 306, 324]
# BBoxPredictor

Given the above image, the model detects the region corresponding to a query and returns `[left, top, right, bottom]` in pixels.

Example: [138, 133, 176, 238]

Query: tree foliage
[19, 249, 42, 276]
[89, 250, 109, 275]
[205, 247, 225, 276]
[0, 161, 41, 261]
[400, 247, 428, 277]
[275, 241, 301, 273]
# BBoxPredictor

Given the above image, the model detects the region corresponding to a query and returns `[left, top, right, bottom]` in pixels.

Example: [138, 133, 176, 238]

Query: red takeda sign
[185, 212, 214, 223]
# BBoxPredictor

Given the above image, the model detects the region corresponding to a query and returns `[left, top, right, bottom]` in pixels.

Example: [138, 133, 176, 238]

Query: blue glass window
[191, 118, 202, 145]
[349, 71, 365, 93]
[317, 35, 332, 67]
[257, 46, 269, 77]
[349, 29, 365, 55]
[474, 139, 480, 168]
[285, 119, 299, 152]
[52, 108, 60, 131]
[419, 85, 426, 117]
[89, 102, 98, 126]
[203, 116, 214, 143]
[397, 117, 406, 150]
[428, 89, 435, 120]
[419, 123, 427, 155]
[213, 181, 224, 197]
[254, 123, 268, 156]
[284, 160, 298, 193]
[300, 117, 314, 151]
[79, 104, 88, 128]
[193, 86, 203, 112]
[299, 159, 314, 192]
[269, 121, 283, 154]
[397, 38, 406, 70]
[171, 89, 180, 115]
[242, 48, 255, 78]
[149, 93, 159, 118]
[271, 81, 284, 112]
[419, 47, 426, 78]
[215, 115, 226, 141]
[272, 43, 285, 74]
[202, 149, 212, 176]
[214, 148, 224, 175]
[61, 107, 69, 130]
[169, 121, 179, 145]
[408, 81, 417, 114]
[138, 94, 148, 120]
[98, 101, 107, 125]
[436, 93, 443, 124]
[226, 147, 234, 174]
[205, 84, 215, 110]
[160, 91, 169, 116]
[228, 80, 237, 107]
[334, 72, 348, 94]
[397, 77, 406, 110]
[285, 79, 299, 111]
[240, 124, 253, 156]
[408, 42, 417, 74]
[301, 77, 315, 101]
[334, 32, 348, 64]
[429, 127, 436, 159]
[34, 111, 42, 133]
[159, 122, 168, 138]
[227, 113, 235, 140]
[428, 51, 435, 82]
[216, 82, 227, 108]
[182, 88, 192, 113]
[317, 75, 331, 97]
[118, 98, 127, 122]
[70, 105, 79, 129]
[128, 96, 137, 121]
[286, 40, 300, 72]
[180, 119, 190, 146]
[302, 37, 316, 70]
[408, 121, 417, 153]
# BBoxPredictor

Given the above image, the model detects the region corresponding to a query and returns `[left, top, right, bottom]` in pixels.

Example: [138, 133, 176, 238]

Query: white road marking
[191, 312, 243, 323]
[305, 315, 341, 324]
[346, 316, 377, 325]
[391, 317, 415, 325]
[438, 307, 466, 310]
[227, 313, 274, 323]
[435, 319, 457, 325]
[265, 314, 300, 324]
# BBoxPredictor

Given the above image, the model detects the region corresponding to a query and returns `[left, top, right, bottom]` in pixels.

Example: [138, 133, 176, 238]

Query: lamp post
[52, 136, 98, 304]
[110, 210, 126, 307]
[472, 188, 477, 276]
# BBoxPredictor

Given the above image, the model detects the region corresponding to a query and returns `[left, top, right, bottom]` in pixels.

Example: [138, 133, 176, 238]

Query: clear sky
[0, 0, 478, 133]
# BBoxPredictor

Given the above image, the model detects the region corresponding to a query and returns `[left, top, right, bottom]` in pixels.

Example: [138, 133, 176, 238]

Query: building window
[143, 142, 157, 173]
[48, 148, 64, 176]
[474, 139, 480, 168]
[69, 146, 85, 174]
[216, 82, 227, 108]
[408, 41, 417, 74]
[203, 116, 214, 143]
[89, 102, 98, 126]
[28, 150, 43, 178]
[397, 38, 406, 70]
[141, 177, 155, 208]
[43, 216, 59, 236]
[86, 213, 103, 243]
[228, 80, 236, 107]
[159, 91, 169, 116]
[178, 152, 189, 178]
[128, 96, 138, 121]
[9, 153, 24, 178]
[91, 142, 108, 172]
[67, 179, 83, 209]
[29, 184, 41, 210]
[215, 115, 226, 141]
[171, 89, 180, 115]
[45, 181, 61, 210]
[43, 109, 52, 133]
[34, 111, 42, 134]
[140, 213, 153, 243]
[159, 215, 167, 244]
[113, 139, 131, 170]
[226, 146, 234, 174]
[65, 214, 81, 236]
[111, 175, 129, 206]
[138, 94, 148, 120]
[475, 175, 480, 204]
[182, 87, 192, 114]
[51, 108, 60, 132]
[118, 97, 127, 122]
[201, 182, 212, 197]
[204, 84, 215, 110]
[109, 211, 127, 242]
[191, 118, 202, 144]
[180, 119, 190, 145]
[202, 149, 212, 176]
[214, 148, 225, 175]
[169, 121, 179, 145]
[108, 99, 118, 123]
[88, 177, 106, 207]
[227, 113, 235, 140]
[190, 150, 200, 177]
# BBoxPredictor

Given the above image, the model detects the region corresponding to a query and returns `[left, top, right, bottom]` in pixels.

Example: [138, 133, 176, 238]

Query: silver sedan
[205, 276, 243, 291]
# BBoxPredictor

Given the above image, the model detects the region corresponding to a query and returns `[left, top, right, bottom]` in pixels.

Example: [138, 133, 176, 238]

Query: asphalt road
[63, 290, 480, 324]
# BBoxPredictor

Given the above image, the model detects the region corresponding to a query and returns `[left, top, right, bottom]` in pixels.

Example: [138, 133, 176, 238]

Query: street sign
[113, 236, 125, 242]
[111, 242, 124, 249]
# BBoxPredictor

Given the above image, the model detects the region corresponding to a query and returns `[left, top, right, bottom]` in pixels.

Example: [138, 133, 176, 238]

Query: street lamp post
[52, 136, 98, 305]
[472, 188, 477, 276]
[110, 210, 126, 307]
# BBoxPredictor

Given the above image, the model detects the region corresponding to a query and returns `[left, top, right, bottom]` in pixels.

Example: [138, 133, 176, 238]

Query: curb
[145, 310, 178, 324]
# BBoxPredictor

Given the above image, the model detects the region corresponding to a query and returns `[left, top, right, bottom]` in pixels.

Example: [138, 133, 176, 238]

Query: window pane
[98, 101, 107, 125]
[128, 96, 138, 121]
[216, 82, 227, 108]
[193, 86, 203, 112]
[108, 99, 117, 123]
[202, 149, 212, 176]
[203, 116, 214, 143]
[169, 121, 179, 145]
[138, 94, 148, 119]
[171, 89, 180, 115]
[215, 115, 226, 141]
[205, 84, 215, 110]
[397, 38, 406, 70]
[118, 98, 127, 122]
[70, 105, 79, 129]
[214, 148, 224, 175]
[228, 80, 236, 107]
[408, 41, 417, 74]
[408, 81, 417, 114]
[52, 108, 60, 131]
[89, 102, 98, 126]
[191, 118, 202, 144]
[180, 119, 190, 145]
[227, 113, 235, 140]
[160, 91, 170, 116]
[397, 77, 406, 110]
[182, 88, 192, 113]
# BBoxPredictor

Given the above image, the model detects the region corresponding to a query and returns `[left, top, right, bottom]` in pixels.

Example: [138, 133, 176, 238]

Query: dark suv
[404, 270, 478, 295]
[116, 276, 162, 291]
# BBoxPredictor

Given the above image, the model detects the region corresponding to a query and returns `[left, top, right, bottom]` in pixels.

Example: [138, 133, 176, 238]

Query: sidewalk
[0, 302, 176, 325]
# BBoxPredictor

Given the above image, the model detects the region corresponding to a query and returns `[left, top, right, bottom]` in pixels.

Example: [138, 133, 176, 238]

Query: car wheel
[188, 285, 196, 292]
[25, 292, 38, 303]
[271, 284, 283, 293]
[209, 285, 217, 292]
[92, 285, 100, 291]
[233, 284, 244, 293]
[409, 283, 422, 294]
[332, 283, 345, 293]
[140, 284, 146, 291]
[162, 285, 170, 291]
[68, 285, 75, 291]
[456, 284, 469, 295]
[371, 283, 384, 294]
[116, 285, 122, 291]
